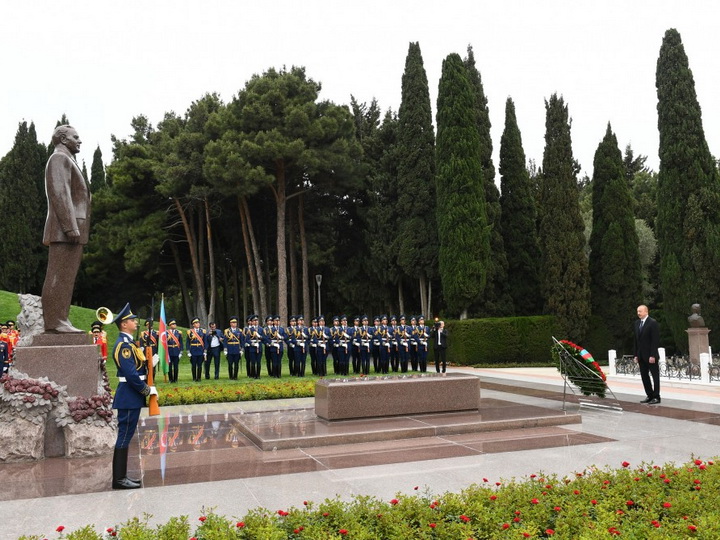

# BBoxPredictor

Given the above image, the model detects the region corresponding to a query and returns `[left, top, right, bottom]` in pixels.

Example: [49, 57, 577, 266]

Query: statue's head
[692, 303, 701, 313]
[51, 125, 81, 154]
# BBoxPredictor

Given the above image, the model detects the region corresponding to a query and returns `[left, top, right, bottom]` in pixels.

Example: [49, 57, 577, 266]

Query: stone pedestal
[686, 327, 710, 366]
[315, 373, 480, 421]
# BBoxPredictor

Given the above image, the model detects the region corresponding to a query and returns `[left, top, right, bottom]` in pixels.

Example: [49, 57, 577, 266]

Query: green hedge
[444, 316, 560, 366]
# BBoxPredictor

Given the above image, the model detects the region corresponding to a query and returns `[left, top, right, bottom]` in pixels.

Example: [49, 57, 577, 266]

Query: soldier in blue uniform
[371, 316, 382, 373]
[285, 316, 298, 375]
[397, 315, 411, 373]
[111, 303, 157, 489]
[335, 315, 351, 375]
[270, 315, 285, 378]
[416, 315, 430, 372]
[330, 315, 341, 374]
[314, 315, 330, 376]
[224, 316, 243, 380]
[141, 319, 159, 377]
[349, 316, 361, 374]
[355, 315, 372, 375]
[0, 338, 9, 375]
[377, 315, 391, 374]
[388, 315, 399, 372]
[294, 315, 309, 376]
[309, 317, 319, 375]
[409, 316, 419, 371]
[243, 314, 262, 378]
[262, 316, 274, 376]
[186, 317, 207, 382]
[166, 318, 184, 383]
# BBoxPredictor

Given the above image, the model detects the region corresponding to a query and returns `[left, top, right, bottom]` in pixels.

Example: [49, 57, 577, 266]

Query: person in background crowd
[331, 315, 341, 373]
[371, 316, 381, 373]
[285, 316, 298, 375]
[397, 315, 410, 373]
[388, 315, 399, 372]
[186, 318, 206, 382]
[141, 319, 159, 377]
[336, 315, 351, 375]
[224, 316, 243, 380]
[309, 317, 319, 375]
[409, 316, 419, 371]
[295, 315, 309, 377]
[433, 320, 449, 373]
[350, 316, 361, 374]
[91, 320, 108, 363]
[166, 318, 183, 383]
[243, 314, 262, 379]
[206, 321, 224, 380]
[314, 315, 330, 376]
[416, 316, 430, 372]
[356, 315, 372, 375]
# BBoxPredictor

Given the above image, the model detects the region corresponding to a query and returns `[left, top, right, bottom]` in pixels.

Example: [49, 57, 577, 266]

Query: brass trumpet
[96, 307, 114, 325]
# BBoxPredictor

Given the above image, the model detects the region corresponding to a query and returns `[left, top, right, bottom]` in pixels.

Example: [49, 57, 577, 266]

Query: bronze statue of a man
[41, 125, 91, 334]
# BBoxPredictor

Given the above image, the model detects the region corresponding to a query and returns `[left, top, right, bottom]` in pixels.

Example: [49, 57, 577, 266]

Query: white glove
[152, 354, 159, 367]
[148, 386, 158, 396]
[186, 351, 190, 357]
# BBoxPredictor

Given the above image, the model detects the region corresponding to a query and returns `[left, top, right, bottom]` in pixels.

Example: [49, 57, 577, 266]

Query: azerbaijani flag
[158, 295, 169, 375]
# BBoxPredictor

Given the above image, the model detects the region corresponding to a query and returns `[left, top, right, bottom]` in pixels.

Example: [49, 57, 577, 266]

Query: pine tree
[589, 124, 642, 351]
[396, 42, 437, 316]
[90, 145, 106, 192]
[0, 122, 48, 293]
[499, 97, 543, 315]
[656, 28, 720, 348]
[464, 46, 512, 316]
[435, 53, 490, 319]
[538, 94, 590, 340]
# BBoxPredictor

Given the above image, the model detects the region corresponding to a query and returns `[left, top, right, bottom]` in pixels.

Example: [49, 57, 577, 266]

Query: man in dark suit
[41, 125, 91, 334]
[433, 320, 449, 373]
[634, 305, 661, 404]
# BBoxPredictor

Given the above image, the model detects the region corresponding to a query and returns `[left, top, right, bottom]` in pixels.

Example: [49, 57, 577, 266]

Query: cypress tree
[538, 94, 590, 340]
[396, 42, 437, 316]
[0, 122, 48, 293]
[656, 28, 720, 349]
[435, 53, 490, 319]
[499, 97, 542, 315]
[589, 124, 642, 351]
[464, 46, 512, 316]
[90, 145, 106, 192]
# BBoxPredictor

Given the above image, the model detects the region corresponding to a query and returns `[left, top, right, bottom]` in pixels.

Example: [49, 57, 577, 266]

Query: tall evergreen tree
[464, 46, 512, 316]
[499, 97, 542, 315]
[0, 122, 48, 293]
[396, 42, 437, 317]
[589, 124, 642, 351]
[90, 145, 106, 192]
[538, 94, 590, 340]
[656, 28, 720, 349]
[435, 53, 489, 319]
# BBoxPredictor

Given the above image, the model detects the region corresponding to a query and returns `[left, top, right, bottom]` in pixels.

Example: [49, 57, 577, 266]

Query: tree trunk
[460, 308, 468, 320]
[233, 264, 240, 320]
[204, 198, 217, 324]
[427, 280, 433, 322]
[238, 196, 266, 317]
[298, 193, 311, 321]
[241, 267, 247, 320]
[289, 201, 299, 318]
[173, 198, 207, 324]
[170, 240, 193, 324]
[398, 280, 405, 317]
[419, 273, 427, 318]
[274, 159, 288, 323]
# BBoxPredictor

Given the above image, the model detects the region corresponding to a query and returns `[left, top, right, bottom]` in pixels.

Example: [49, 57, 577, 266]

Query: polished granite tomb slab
[315, 373, 480, 420]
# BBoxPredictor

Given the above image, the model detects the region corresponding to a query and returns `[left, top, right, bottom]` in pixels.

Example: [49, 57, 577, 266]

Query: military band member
[409, 316, 419, 371]
[314, 315, 330, 376]
[268, 315, 285, 378]
[377, 315, 391, 374]
[295, 315, 309, 376]
[224, 316, 243, 380]
[335, 315, 351, 375]
[166, 318, 183, 383]
[111, 303, 157, 489]
[91, 320, 108, 363]
[355, 315, 372, 374]
[396, 315, 410, 373]
[350, 316, 361, 373]
[186, 317, 207, 382]
[309, 317, 319, 375]
[141, 319, 159, 378]
[416, 315, 430, 372]
[371, 316, 382, 373]
[243, 314, 262, 378]
[388, 315, 399, 372]
[262, 316, 274, 376]
[285, 316, 298, 375]
[330, 315, 341, 374]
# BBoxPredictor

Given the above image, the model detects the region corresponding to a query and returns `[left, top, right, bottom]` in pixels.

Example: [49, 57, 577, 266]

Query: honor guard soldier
[336, 315, 351, 375]
[285, 316, 298, 375]
[388, 315, 399, 372]
[141, 319, 159, 377]
[314, 315, 331, 376]
[273, 315, 286, 377]
[377, 315, 391, 374]
[370, 316, 382, 373]
[166, 318, 183, 383]
[309, 317, 319, 375]
[355, 315, 372, 374]
[91, 320, 108, 363]
[294, 315, 309, 376]
[409, 316, 419, 371]
[330, 315, 341, 373]
[186, 317, 207, 382]
[206, 322, 224, 380]
[349, 316, 361, 374]
[397, 315, 411, 373]
[243, 314, 262, 378]
[262, 316, 274, 375]
[111, 303, 157, 489]
[416, 316, 430, 372]
[224, 316, 243, 380]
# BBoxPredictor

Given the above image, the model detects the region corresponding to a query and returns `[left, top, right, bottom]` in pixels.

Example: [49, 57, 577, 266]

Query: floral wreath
[551, 339, 607, 398]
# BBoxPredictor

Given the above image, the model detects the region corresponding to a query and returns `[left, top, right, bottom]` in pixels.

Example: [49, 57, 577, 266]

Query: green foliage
[396, 42, 437, 284]
[499, 97, 543, 315]
[158, 379, 315, 406]
[656, 28, 720, 351]
[538, 94, 590, 341]
[34, 459, 720, 539]
[435, 53, 490, 318]
[465, 46, 512, 317]
[0, 122, 48, 295]
[90, 145, 106, 193]
[444, 316, 560, 365]
[589, 124, 642, 351]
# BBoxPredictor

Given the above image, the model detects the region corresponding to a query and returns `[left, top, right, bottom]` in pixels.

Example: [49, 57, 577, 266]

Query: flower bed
[158, 379, 315, 406]
[20, 458, 720, 539]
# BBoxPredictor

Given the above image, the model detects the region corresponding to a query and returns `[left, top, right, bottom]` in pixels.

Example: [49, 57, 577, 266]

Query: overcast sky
[3, 1, 719, 179]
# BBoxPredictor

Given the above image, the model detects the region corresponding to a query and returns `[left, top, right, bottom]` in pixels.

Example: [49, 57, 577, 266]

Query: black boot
[112, 447, 141, 489]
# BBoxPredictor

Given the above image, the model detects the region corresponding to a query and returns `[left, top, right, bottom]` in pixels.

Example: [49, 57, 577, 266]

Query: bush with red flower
[551, 339, 607, 398]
